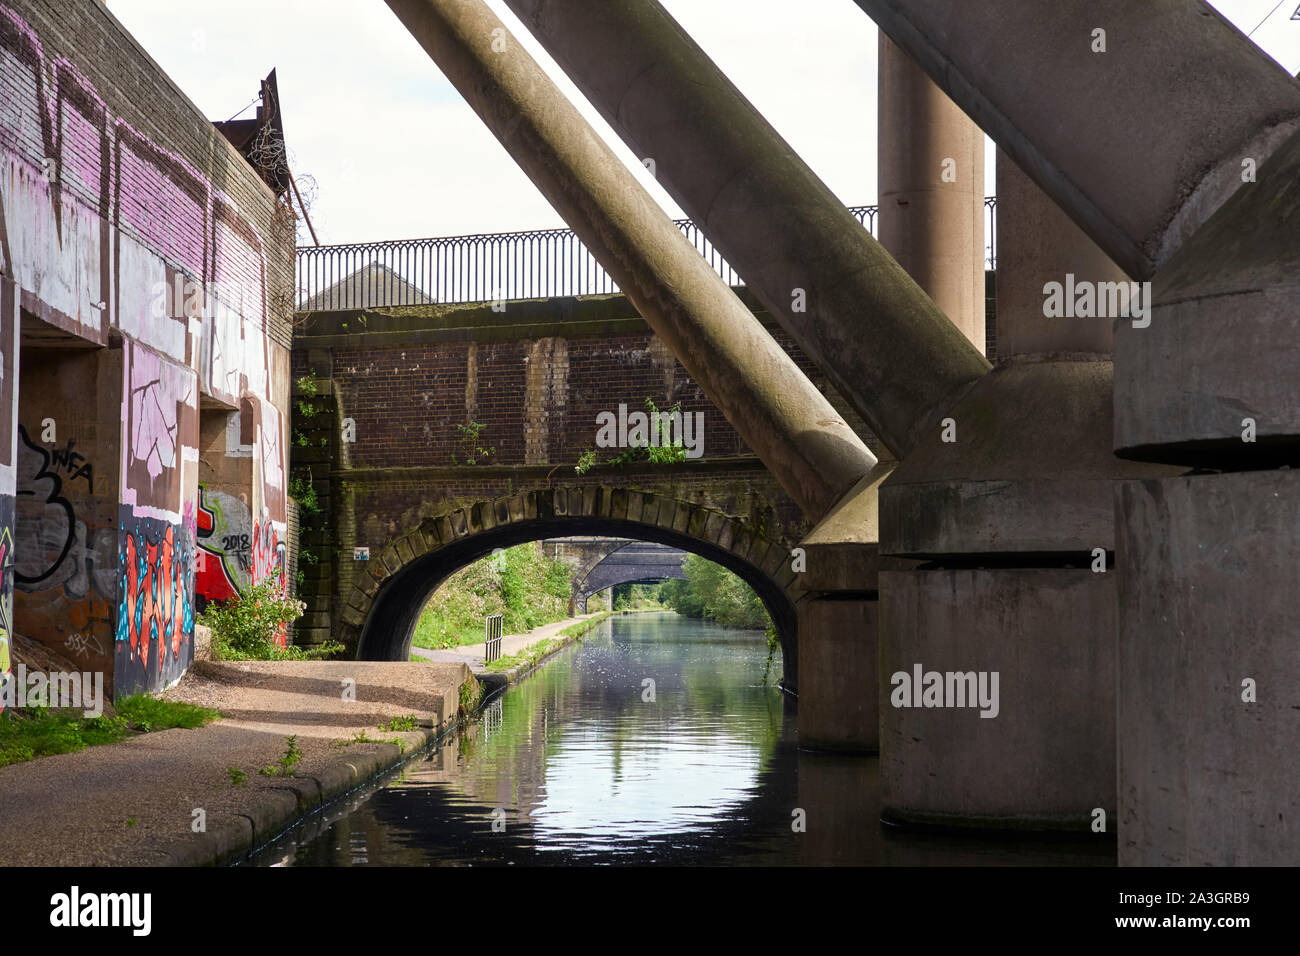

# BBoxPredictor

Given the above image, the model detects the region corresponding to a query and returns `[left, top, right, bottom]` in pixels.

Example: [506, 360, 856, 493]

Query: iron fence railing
[297, 197, 996, 311]
[484, 613, 503, 665]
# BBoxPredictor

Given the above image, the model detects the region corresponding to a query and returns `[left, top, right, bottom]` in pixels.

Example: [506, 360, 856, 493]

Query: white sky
[106, 1, 1300, 247]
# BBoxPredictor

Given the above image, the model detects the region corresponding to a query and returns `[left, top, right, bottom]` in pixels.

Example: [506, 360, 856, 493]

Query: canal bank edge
[178, 613, 615, 866]
[151, 660, 481, 868]
[174, 720, 458, 867]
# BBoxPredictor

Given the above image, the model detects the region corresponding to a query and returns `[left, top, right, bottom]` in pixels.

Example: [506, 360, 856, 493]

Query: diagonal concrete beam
[384, 0, 877, 519]
[502, 0, 990, 459]
[851, 0, 1300, 279]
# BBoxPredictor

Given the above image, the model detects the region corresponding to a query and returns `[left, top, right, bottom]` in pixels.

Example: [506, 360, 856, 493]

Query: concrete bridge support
[498, 0, 992, 755]
[878, 35, 986, 354]
[877, 152, 1178, 829]
[857, 0, 1300, 864]
[385, 0, 877, 524]
[501, 0, 989, 460]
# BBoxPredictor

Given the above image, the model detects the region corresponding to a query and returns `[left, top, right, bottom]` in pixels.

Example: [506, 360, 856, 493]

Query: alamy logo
[150, 277, 252, 322]
[595, 402, 704, 459]
[0, 665, 104, 717]
[1042, 274, 1152, 328]
[889, 663, 999, 718]
[50, 886, 151, 936]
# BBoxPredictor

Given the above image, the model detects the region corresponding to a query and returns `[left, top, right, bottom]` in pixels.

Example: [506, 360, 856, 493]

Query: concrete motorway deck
[0, 659, 472, 866]
[411, 612, 603, 673]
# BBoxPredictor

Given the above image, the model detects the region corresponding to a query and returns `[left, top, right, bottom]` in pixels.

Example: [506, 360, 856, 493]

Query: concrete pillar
[385, 0, 877, 521]
[854, 0, 1300, 458]
[14, 343, 124, 693]
[878, 35, 985, 353]
[502, 0, 990, 460]
[876, 151, 1180, 830]
[853, 0, 1300, 279]
[0, 278, 17, 709]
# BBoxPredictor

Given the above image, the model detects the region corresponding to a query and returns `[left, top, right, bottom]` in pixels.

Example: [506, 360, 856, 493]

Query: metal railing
[297, 198, 997, 311]
[484, 613, 503, 664]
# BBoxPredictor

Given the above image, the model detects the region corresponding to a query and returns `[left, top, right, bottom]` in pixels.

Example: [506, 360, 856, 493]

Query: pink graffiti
[0, 2, 268, 359]
[126, 343, 193, 484]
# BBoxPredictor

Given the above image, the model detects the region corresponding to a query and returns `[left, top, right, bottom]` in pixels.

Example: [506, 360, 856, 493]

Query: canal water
[251, 611, 1114, 866]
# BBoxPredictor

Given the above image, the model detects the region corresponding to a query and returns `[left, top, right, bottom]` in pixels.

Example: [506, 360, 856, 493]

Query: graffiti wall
[0, 277, 17, 710]
[0, 0, 293, 697]
[14, 350, 120, 683]
[113, 338, 198, 692]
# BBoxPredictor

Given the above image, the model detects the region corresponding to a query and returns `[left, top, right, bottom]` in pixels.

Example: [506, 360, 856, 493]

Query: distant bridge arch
[342, 486, 802, 691]
[573, 541, 687, 611]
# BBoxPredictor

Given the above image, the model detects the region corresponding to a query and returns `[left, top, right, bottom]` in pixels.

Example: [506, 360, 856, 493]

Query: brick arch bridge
[571, 540, 687, 611]
[342, 485, 803, 690]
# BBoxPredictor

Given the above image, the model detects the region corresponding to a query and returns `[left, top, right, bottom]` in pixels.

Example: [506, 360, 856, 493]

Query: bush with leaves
[656, 555, 769, 630]
[199, 582, 314, 660]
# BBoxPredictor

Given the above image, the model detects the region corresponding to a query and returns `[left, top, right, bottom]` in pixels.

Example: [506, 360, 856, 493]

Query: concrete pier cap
[876, 152, 1182, 831]
[852, 0, 1300, 460]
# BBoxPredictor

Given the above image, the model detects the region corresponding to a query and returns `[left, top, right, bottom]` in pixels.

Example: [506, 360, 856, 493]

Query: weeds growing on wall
[450, 422, 495, 465]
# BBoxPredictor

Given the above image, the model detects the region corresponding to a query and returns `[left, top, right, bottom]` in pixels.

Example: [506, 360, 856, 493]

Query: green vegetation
[259, 735, 302, 777]
[459, 677, 483, 714]
[486, 638, 557, 674]
[577, 397, 689, 472]
[288, 469, 321, 516]
[200, 582, 344, 661]
[379, 715, 419, 732]
[296, 373, 319, 397]
[116, 695, 221, 732]
[450, 422, 495, 465]
[412, 542, 573, 649]
[0, 695, 221, 767]
[557, 611, 612, 640]
[611, 583, 664, 611]
[608, 398, 689, 466]
[657, 555, 771, 630]
[761, 624, 780, 685]
[227, 767, 248, 786]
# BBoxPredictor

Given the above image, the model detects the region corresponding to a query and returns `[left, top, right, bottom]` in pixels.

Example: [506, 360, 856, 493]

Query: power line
[1248, 0, 1288, 36]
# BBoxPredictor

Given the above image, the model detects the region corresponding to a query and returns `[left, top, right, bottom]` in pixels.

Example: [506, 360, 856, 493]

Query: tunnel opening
[355, 515, 798, 693]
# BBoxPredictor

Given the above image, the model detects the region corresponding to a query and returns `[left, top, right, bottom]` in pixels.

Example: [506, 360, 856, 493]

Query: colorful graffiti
[1, 2, 289, 695]
[115, 513, 194, 693]
[195, 483, 251, 606]
[0, 518, 14, 712]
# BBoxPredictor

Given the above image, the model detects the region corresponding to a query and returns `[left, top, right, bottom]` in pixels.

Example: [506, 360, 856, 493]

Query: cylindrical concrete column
[877, 151, 1180, 830]
[384, 0, 876, 520]
[878, 35, 985, 353]
[503, 0, 990, 459]
[854, 0, 1300, 278]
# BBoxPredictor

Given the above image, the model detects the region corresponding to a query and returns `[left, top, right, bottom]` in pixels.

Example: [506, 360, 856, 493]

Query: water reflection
[253, 612, 1114, 866]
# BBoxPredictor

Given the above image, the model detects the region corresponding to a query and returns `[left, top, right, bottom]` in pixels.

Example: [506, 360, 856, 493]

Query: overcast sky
[106, 1, 1300, 247]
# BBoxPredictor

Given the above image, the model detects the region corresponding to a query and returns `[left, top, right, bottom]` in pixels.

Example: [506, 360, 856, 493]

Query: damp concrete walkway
[411, 612, 604, 672]
[0, 659, 473, 866]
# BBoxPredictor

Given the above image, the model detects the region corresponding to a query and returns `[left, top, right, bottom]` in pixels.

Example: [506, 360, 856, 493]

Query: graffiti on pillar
[14, 424, 117, 657]
[195, 483, 252, 605]
[48, 439, 93, 492]
[0, 3, 288, 693]
[115, 513, 194, 693]
[252, 518, 286, 598]
[0, 520, 13, 711]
